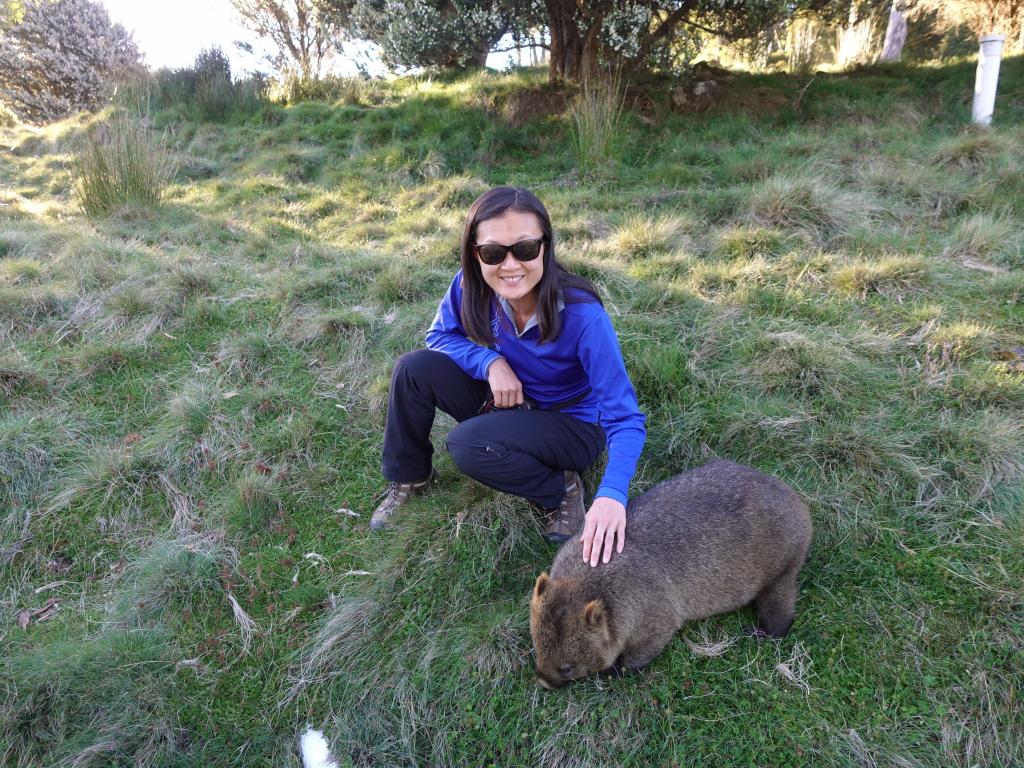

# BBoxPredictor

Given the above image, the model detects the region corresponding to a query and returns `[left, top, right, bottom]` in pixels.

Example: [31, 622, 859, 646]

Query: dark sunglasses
[473, 237, 544, 266]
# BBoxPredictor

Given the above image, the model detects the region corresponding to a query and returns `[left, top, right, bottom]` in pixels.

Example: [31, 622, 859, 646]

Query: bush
[73, 114, 174, 217]
[0, 0, 142, 124]
[150, 47, 268, 120]
[270, 74, 365, 105]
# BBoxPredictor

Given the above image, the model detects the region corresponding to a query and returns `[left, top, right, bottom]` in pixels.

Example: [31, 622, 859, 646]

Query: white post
[972, 35, 1005, 126]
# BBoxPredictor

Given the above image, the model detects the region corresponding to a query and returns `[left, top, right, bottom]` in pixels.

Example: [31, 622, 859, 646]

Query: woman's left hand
[581, 497, 626, 567]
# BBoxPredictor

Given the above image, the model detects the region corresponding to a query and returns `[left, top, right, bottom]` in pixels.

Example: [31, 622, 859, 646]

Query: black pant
[382, 350, 606, 509]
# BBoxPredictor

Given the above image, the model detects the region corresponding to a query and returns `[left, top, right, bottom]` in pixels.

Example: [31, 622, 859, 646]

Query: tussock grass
[709, 225, 789, 261]
[747, 173, 878, 246]
[831, 255, 930, 298]
[858, 158, 969, 218]
[608, 214, 693, 260]
[215, 330, 281, 379]
[0, 354, 47, 398]
[931, 130, 1010, 173]
[0, 256, 44, 283]
[230, 469, 282, 528]
[282, 304, 372, 347]
[117, 529, 236, 624]
[944, 212, 1021, 269]
[748, 329, 858, 399]
[1, 629, 181, 767]
[0, 410, 77, 565]
[570, 72, 625, 176]
[47, 444, 161, 520]
[73, 114, 175, 218]
[917, 410, 1024, 512]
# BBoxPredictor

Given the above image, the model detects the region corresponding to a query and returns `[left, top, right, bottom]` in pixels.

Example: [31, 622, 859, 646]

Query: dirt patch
[484, 85, 572, 127]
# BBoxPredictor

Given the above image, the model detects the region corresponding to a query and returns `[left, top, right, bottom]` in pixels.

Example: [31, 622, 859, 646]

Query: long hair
[459, 186, 601, 345]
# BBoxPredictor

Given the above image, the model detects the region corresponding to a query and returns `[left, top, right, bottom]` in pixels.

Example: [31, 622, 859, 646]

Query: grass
[1, 58, 1022, 766]
[73, 112, 175, 218]
[570, 71, 626, 177]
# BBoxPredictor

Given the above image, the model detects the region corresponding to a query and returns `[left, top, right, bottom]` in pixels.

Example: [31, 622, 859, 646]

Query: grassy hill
[1, 59, 1022, 767]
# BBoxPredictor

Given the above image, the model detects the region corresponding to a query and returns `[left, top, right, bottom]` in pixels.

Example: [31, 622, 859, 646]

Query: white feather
[299, 727, 339, 768]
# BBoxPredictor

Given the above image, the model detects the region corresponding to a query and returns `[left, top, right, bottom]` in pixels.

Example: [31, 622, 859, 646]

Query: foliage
[231, 0, 345, 78]
[140, 47, 269, 121]
[269, 72, 365, 104]
[73, 113, 174, 218]
[165, 47, 266, 120]
[922, 0, 1024, 53]
[0, 0, 142, 124]
[322, 0, 805, 80]
[345, 0, 544, 70]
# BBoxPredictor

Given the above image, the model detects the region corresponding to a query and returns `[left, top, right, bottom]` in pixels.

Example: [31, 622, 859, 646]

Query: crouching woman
[372, 186, 646, 566]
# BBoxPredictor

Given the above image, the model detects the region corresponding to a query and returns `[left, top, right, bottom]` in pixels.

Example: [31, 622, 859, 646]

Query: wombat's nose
[535, 669, 566, 689]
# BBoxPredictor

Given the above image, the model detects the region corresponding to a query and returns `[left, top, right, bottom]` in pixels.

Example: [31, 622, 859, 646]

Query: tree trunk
[880, 1, 907, 62]
[545, 0, 601, 83]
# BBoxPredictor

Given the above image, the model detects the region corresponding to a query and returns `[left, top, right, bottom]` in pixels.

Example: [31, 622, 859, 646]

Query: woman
[372, 186, 646, 567]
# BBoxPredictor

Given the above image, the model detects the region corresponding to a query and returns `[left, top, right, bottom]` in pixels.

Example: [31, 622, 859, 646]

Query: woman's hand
[487, 357, 523, 408]
[581, 496, 626, 567]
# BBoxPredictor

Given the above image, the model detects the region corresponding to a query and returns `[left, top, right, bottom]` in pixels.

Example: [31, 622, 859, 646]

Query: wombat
[530, 459, 812, 689]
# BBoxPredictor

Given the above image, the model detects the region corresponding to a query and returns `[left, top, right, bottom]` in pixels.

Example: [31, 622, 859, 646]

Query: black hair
[459, 186, 601, 345]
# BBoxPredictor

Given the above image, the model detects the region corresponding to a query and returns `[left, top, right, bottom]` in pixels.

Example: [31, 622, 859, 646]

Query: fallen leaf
[17, 610, 30, 630]
[32, 598, 59, 622]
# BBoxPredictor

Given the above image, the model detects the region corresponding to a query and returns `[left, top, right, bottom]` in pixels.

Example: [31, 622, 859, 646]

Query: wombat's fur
[530, 459, 811, 689]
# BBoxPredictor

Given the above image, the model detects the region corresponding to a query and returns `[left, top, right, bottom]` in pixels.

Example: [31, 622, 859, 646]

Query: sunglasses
[473, 237, 544, 266]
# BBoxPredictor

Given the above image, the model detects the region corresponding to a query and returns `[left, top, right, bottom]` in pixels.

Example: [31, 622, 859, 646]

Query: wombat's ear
[583, 599, 607, 629]
[532, 572, 550, 602]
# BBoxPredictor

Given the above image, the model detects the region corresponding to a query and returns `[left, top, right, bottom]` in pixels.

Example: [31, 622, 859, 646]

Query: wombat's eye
[559, 665, 573, 677]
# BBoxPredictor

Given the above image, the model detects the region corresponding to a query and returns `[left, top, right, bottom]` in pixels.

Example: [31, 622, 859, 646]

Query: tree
[0, 0, 142, 124]
[322, 0, 811, 82]
[880, 1, 908, 60]
[231, 0, 345, 79]
[924, 0, 1024, 51]
[339, 0, 543, 71]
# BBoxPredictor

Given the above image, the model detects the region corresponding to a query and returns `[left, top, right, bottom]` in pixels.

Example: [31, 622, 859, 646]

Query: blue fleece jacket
[425, 271, 646, 505]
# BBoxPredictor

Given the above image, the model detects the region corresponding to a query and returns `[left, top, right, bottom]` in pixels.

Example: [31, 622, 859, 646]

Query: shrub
[150, 47, 268, 120]
[73, 114, 174, 217]
[271, 74, 365, 105]
[0, 0, 142, 124]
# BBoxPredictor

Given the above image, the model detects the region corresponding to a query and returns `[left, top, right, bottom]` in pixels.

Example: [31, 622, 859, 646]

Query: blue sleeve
[577, 310, 646, 505]
[425, 271, 502, 381]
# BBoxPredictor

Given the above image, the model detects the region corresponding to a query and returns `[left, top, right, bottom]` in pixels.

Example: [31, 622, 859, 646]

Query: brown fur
[529, 459, 812, 688]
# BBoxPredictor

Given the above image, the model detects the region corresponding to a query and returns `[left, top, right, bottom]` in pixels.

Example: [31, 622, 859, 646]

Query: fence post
[972, 35, 1005, 127]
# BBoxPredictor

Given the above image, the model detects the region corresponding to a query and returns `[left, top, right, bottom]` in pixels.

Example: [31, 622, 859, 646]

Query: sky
[98, 0, 530, 77]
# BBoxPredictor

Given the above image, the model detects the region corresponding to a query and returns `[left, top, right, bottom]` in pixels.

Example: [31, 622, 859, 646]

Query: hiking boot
[370, 470, 437, 531]
[544, 471, 586, 544]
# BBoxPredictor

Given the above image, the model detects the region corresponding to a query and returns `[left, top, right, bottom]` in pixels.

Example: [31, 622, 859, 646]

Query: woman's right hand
[487, 357, 523, 408]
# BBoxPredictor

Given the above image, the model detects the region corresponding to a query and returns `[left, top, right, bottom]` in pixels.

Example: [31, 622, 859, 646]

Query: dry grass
[747, 173, 878, 246]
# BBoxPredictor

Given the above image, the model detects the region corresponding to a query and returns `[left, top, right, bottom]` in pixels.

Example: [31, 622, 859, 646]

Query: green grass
[72, 112, 175, 218]
[1, 58, 1023, 767]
